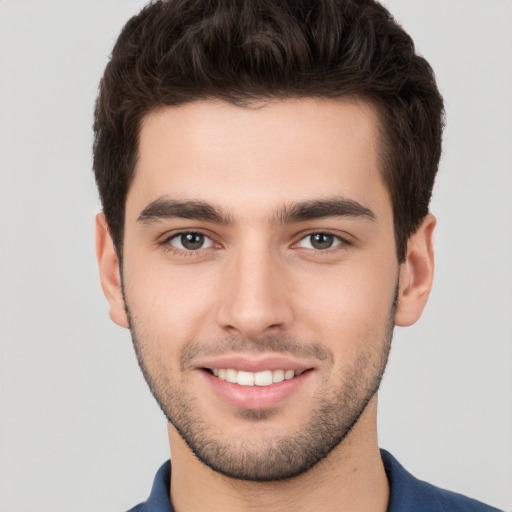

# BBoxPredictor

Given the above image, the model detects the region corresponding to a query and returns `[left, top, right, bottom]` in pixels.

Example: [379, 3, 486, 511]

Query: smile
[208, 368, 304, 387]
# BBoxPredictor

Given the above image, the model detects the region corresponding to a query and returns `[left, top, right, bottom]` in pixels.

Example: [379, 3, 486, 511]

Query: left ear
[395, 214, 436, 327]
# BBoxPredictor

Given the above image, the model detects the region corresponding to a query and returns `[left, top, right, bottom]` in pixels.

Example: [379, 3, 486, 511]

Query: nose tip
[216, 253, 293, 339]
[223, 309, 285, 340]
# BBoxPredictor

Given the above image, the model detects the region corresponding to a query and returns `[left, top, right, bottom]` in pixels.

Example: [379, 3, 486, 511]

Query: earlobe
[395, 214, 436, 327]
[95, 213, 130, 329]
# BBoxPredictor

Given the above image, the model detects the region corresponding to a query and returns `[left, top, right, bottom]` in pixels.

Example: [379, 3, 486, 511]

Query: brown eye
[298, 233, 342, 250]
[310, 234, 334, 249]
[169, 232, 213, 251]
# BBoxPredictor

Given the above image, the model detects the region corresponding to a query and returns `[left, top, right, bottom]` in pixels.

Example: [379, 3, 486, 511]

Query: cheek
[122, 256, 218, 348]
[293, 262, 397, 354]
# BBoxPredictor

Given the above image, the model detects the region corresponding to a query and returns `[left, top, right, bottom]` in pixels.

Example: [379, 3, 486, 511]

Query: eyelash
[159, 230, 352, 256]
[160, 231, 217, 256]
[294, 231, 351, 253]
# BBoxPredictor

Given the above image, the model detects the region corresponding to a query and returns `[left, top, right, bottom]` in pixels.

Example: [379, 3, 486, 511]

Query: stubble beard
[125, 294, 396, 482]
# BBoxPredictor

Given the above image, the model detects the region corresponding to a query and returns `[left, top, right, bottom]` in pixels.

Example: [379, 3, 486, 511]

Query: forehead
[128, 98, 389, 222]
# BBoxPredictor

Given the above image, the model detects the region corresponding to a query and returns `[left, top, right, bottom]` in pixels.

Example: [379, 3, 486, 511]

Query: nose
[216, 245, 294, 340]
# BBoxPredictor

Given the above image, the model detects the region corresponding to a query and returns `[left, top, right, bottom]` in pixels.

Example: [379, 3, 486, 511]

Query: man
[93, 1, 503, 511]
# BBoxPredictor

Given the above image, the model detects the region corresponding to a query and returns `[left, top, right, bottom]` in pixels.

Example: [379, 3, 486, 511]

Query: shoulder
[126, 506, 143, 512]
[125, 460, 174, 512]
[381, 450, 504, 512]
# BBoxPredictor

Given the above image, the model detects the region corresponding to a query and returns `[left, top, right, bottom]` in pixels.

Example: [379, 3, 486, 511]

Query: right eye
[167, 232, 214, 251]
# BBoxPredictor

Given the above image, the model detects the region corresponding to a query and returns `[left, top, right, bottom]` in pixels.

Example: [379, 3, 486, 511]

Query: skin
[96, 98, 435, 512]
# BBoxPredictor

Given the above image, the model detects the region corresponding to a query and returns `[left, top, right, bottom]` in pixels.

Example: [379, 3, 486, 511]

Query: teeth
[226, 368, 237, 384]
[272, 369, 285, 383]
[254, 370, 272, 386]
[237, 370, 254, 386]
[210, 368, 302, 386]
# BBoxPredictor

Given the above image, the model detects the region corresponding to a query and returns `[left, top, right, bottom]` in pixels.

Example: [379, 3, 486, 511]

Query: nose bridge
[217, 236, 292, 338]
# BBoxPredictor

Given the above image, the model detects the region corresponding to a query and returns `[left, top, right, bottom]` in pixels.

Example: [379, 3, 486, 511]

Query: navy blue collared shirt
[127, 450, 503, 511]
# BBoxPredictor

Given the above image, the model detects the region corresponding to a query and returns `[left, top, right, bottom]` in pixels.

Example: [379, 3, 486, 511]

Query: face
[109, 98, 407, 480]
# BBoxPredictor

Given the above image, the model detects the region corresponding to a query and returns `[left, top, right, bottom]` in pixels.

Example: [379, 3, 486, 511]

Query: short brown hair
[93, 0, 444, 262]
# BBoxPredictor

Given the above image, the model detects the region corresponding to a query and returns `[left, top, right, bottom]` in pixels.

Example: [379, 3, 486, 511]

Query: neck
[167, 397, 389, 512]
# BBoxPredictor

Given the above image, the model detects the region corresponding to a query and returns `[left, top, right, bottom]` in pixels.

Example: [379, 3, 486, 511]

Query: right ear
[95, 213, 130, 328]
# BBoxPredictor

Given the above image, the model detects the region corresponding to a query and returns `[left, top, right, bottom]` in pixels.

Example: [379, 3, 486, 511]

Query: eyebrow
[137, 197, 234, 225]
[272, 198, 376, 225]
[137, 196, 375, 225]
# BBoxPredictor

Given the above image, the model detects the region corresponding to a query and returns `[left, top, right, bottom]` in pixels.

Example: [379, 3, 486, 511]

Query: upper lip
[196, 354, 314, 373]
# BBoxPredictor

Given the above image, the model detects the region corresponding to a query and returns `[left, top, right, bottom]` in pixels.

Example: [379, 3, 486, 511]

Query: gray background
[0, 1, 511, 511]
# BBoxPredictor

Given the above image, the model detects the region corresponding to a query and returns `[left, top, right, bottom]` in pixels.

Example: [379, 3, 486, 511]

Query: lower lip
[202, 370, 312, 410]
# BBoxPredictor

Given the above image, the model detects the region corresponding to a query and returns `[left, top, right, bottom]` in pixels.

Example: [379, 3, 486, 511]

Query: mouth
[204, 368, 305, 387]
[197, 355, 314, 409]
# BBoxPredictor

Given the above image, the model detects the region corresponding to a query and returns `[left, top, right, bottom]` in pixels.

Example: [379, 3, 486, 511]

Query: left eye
[169, 232, 214, 251]
[297, 233, 342, 250]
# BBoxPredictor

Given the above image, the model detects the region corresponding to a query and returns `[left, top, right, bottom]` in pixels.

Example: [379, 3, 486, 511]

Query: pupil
[182, 233, 203, 250]
[311, 233, 333, 249]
